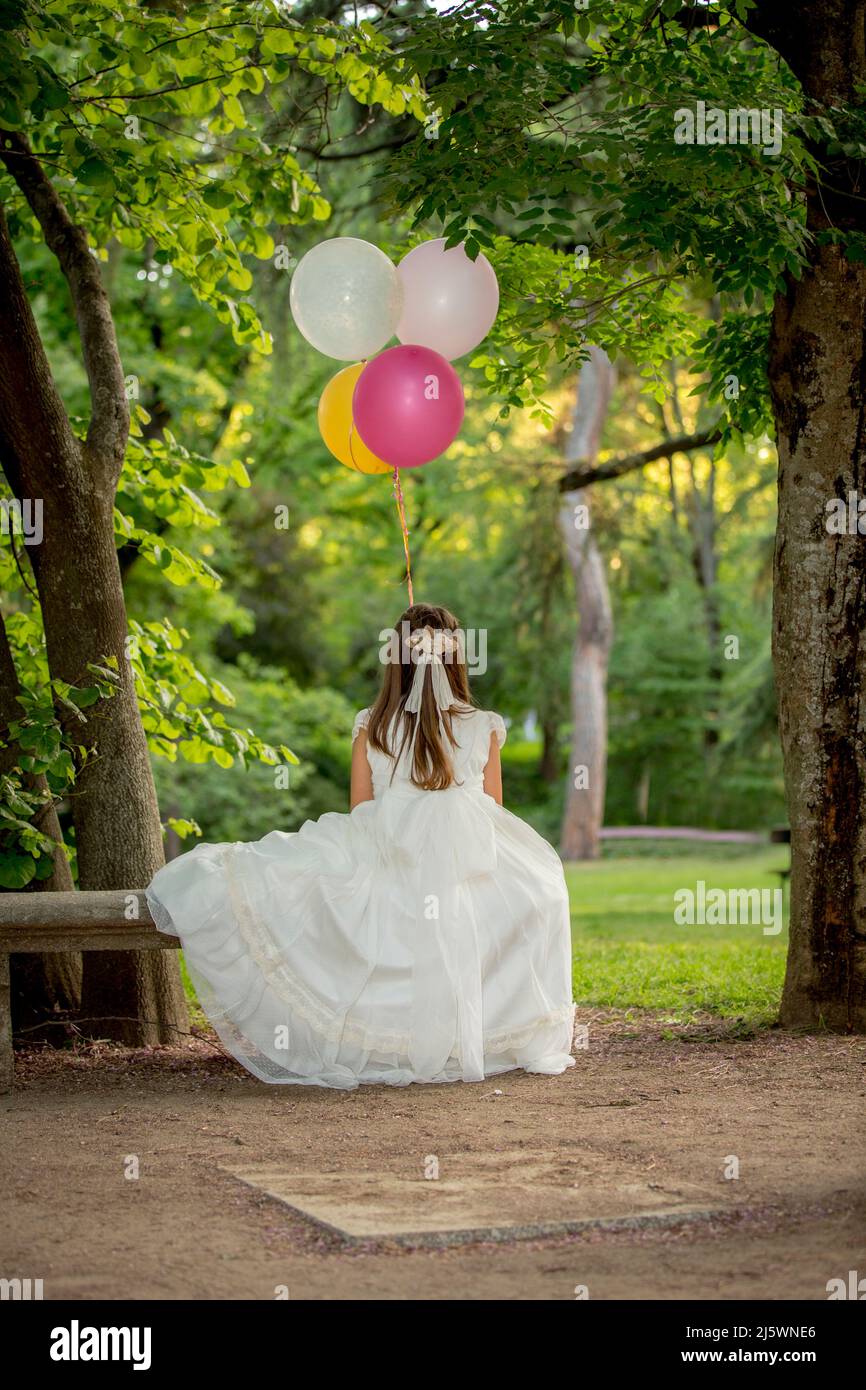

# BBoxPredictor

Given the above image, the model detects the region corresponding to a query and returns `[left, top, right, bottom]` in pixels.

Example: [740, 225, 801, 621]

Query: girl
[146, 603, 576, 1088]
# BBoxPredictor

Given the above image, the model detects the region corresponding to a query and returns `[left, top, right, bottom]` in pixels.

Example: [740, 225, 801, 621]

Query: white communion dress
[146, 704, 576, 1089]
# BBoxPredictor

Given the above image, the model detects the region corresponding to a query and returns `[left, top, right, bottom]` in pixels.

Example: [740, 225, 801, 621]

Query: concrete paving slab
[223, 1149, 723, 1247]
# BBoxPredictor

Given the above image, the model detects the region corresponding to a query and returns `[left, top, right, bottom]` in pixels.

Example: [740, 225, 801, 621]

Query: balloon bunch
[290, 236, 499, 601]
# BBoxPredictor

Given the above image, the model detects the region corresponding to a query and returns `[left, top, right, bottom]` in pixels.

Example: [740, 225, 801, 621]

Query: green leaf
[314, 35, 337, 60]
[202, 184, 234, 210]
[223, 93, 246, 128]
[165, 816, 201, 840]
[262, 29, 297, 57]
[78, 157, 114, 191]
[0, 853, 36, 888]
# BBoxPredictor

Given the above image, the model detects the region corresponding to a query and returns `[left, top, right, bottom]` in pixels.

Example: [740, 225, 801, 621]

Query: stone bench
[0, 890, 178, 1093]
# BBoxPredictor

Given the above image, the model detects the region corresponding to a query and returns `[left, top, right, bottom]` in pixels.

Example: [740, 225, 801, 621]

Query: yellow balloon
[318, 362, 392, 475]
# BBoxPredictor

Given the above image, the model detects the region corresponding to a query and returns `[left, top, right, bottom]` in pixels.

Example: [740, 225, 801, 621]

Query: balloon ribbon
[347, 422, 362, 473]
[392, 466, 414, 607]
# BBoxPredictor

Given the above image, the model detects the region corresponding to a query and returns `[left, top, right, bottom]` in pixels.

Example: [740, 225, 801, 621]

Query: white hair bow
[404, 626, 460, 716]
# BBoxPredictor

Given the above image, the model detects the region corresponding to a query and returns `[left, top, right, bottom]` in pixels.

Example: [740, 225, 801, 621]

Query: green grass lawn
[565, 847, 789, 1025]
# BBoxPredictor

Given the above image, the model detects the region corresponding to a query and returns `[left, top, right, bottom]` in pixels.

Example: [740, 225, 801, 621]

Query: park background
[5, 0, 836, 1048]
[5, 0, 866, 1305]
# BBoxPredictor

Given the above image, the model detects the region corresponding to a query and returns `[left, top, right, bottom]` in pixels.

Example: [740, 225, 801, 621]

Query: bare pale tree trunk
[745, 0, 866, 1029]
[662, 366, 722, 747]
[0, 136, 187, 1044]
[684, 455, 723, 749]
[539, 714, 560, 783]
[558, 348, 616, 860]
[636, 765, 651, 823]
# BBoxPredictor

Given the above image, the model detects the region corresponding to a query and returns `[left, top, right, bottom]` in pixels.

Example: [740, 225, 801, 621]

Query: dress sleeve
[488, 711, 507, 748]
[352, 708, 370, 742]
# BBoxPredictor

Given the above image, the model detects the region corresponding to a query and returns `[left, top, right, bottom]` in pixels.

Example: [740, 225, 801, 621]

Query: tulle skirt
[146, 786, 576, 1089]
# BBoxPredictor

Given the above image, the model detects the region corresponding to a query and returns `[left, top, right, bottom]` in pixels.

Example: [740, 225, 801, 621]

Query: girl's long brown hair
[367, 603, 474, 790]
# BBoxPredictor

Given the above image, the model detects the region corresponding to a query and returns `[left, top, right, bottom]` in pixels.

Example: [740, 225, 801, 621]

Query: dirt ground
[3, 1012, 865, 1300]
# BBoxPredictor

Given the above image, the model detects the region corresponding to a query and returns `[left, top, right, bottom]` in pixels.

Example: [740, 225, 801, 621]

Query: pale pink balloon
[396, 238, 499, 361]
[352, 345, 464, 470]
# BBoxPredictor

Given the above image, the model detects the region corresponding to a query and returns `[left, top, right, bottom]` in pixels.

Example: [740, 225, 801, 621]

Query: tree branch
[559, 427, 722, 491]
[296, 133, 412, 161]
[669, 4, 721, 30]
[0, 133, 128, 473]
[0, 204, 83, 500]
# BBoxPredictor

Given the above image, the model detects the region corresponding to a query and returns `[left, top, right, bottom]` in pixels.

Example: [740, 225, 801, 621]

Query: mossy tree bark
[0, 136, 187, 1044]
[746, 0, 866, 1029]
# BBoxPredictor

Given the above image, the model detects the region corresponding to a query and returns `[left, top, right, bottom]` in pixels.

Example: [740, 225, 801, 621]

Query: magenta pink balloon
[352, 346, 465, 469]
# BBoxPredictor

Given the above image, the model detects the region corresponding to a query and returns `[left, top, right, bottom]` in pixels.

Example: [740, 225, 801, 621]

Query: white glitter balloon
[290, 237, 403, 360]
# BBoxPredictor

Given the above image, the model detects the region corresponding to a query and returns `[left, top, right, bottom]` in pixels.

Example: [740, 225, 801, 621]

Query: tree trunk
[536, 499, 566, 784]
[684, 454, 723, 749]
[0, 608, 81, 1032]
[539, 714, 560, 783]
[636, 764, 651, 823]
[662, 367, 722, 748]
[0, 167, 187, 1045]
[746, 0, 866, 1029]
[558, 348, 615, 860]
[36, 496, 186, 1043]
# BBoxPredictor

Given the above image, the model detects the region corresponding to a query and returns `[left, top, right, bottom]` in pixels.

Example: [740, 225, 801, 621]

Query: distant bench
[769, 826, 792, 889]
[601, 825, 792, 889]
[0, 891, 177, 1094]
[600, 827, 765, 842]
